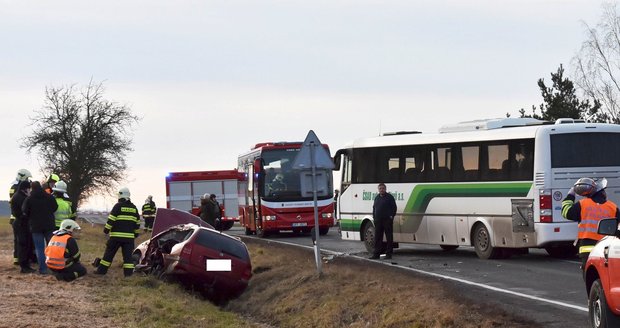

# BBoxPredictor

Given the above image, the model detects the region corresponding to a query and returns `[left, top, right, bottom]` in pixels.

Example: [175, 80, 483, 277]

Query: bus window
[432, 147, 452, 181]
[484, 144, 509, 181]
[342, 153, 352, 192]
[462, 146, 480, 181]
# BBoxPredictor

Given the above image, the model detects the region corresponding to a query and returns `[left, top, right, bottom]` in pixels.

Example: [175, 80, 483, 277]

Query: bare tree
[22, 81, 140, 210]
[573, 2, 620, 123]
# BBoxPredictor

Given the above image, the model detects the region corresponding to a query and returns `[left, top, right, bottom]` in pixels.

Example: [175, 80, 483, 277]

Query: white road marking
[244, 235, 588, 313]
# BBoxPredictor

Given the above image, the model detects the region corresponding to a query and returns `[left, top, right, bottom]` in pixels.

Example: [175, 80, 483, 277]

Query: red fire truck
[237, 142, 335, 237]
[165, 170, 243, 230]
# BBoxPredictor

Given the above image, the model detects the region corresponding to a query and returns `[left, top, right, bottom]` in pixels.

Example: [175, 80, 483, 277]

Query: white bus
[333, 118, 620, 259]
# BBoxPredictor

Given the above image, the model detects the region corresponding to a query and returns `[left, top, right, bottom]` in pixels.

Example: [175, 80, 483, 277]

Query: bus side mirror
[597, 218, 619, 236]
[333, 149, 344, 171]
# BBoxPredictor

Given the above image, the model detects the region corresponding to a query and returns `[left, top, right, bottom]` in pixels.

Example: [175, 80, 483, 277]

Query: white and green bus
[333, 118, 620, 259]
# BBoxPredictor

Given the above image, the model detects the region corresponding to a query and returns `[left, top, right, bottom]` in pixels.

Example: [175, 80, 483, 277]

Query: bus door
[335, 149, 355, 239]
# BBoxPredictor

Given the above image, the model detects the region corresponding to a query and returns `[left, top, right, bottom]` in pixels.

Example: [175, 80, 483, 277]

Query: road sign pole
[311, 142, 322, 275]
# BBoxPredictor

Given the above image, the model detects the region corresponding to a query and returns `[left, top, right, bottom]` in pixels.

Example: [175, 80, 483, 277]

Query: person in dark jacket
[11, 180, 34, 273]
[198, 193, 220, 228]
[22, 181, 58, 274]
[94, 187, 140, 277]
[369, 183, 397, 260]
[9, 169, 32, 266]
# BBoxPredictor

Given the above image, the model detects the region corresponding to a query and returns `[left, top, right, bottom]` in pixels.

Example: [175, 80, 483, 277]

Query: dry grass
[227, 239, 539, 328]
[0, 217, 538, 327]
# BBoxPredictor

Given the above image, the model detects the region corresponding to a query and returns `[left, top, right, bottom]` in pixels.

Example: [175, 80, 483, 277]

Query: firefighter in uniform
[562, 177, 620, 274]
[45, 219, 87, 282]
[95, 187, 140, 277]
[52, 181, 75, 229]
[43, 173, 60, 194]
[9, 169, 32, 265]
[141, 195, 156, 232]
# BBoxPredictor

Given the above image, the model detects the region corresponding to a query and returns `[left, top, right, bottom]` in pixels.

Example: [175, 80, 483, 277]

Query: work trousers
[144, 217, 154, 231]
[14, 223, 33, 270]
[96, 238, 135, 277]
[373, 217, 394, 257]
[52, 262, 87, 282]
[32, 231, 53, 274]
[11, 221, 19, 264]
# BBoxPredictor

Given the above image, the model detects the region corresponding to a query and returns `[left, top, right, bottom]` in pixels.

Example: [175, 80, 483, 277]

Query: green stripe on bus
[339, 218, 363, 231]
[404, 182, 532, 213]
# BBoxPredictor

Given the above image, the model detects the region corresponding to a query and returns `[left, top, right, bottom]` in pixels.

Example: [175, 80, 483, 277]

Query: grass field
[0, 216, 539, 327]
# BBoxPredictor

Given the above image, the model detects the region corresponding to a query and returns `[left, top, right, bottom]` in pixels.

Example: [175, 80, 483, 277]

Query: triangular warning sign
[292, 130, 335, 170]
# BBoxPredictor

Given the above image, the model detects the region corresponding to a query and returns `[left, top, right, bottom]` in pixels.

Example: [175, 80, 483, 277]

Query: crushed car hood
[152, 208, 213, 236]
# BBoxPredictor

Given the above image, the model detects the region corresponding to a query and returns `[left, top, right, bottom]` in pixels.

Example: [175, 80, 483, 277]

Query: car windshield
[262, 148, 333, 201]
[195, 230, 250, 261]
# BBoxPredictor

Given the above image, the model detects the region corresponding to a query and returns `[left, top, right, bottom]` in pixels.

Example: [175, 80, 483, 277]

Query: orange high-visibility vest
[45, 234, 71, 270]
[578, 198, 618, 241]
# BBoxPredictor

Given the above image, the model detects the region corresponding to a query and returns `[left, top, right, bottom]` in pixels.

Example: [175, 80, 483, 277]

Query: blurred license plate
[206, 259, 231, 272]
[292, 222, 307, 227]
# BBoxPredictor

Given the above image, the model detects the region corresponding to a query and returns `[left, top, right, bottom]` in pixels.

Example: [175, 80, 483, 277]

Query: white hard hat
[60, 219, 80, 233]
[16, 169, 32, 182]
[118, 186, 131, 199]
[574, 178, 597, 196]
[52, 180, 68, 193]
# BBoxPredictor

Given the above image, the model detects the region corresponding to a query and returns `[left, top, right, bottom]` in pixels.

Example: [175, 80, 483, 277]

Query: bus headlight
[321, 213, 332, 218]
[263, 215, 276, 221]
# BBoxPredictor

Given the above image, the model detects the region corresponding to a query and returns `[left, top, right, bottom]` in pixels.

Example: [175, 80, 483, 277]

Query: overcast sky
[0, 0, 606, 210]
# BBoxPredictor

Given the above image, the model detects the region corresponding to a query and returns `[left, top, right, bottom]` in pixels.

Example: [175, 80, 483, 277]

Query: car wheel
[319, 227, 329, 235]
[362, 221, 376, 254]
[132, 251, 141, 266]
[473, 224, 501, 259]
[589, 279, 620, 328]
[440, 245, 459, 251]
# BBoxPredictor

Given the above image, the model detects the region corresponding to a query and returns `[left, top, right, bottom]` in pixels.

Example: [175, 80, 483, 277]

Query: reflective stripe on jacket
[45, 234, 71, 270]
[578, 198, 618, 241]
[54, 197, 73, 228]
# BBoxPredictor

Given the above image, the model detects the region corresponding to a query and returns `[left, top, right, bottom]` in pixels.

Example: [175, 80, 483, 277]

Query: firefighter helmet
[52, 180, 67, 193]
[201, 193, 209, 200]
[573, 178, 597, 196]
[60, 219, 80, 233]
[48, 173, 60, 183]
[16, 169, 32, 182]
[118, 187, 131, 199]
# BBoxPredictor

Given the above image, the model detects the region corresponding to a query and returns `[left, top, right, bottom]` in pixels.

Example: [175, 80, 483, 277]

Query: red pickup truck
[584, 218, 620, 328]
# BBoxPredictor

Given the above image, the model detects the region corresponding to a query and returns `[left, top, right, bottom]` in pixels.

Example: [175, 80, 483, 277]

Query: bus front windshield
[261, 148, 333, 201]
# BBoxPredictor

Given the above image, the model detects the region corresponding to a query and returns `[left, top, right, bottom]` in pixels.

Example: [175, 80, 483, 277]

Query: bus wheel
[440, 245, 459, 251]
[473, 224, 500, 259]
[257, 227, 269, 238]
[545, 245, 577, 259]
[362, 222, 376, 254]
[589, 279, 620, 328]
[319, 227, 329, 235]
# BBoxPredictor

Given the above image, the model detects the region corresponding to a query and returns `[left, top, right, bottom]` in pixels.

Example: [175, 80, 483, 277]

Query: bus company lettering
[362, 190, 404, 201]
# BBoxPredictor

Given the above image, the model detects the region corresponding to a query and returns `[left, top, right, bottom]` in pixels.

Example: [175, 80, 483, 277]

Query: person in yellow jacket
[45, 219, 86, 282]
[562, 177, 620, 274]
[51, 181, 74, 229]
[141, 195, 156, 232]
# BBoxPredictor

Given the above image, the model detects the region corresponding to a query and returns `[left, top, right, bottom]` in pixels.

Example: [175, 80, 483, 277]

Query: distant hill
[0, 201, 9, 216]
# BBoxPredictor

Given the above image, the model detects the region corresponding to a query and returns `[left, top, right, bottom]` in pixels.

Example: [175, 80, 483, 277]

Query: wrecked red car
[133, 208, 252, 301]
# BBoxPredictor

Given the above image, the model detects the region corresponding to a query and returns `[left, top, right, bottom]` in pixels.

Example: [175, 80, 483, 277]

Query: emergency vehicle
[237, 142, 335, 237]
[585, 218, 620, 328]
[165, 170, 242, 230]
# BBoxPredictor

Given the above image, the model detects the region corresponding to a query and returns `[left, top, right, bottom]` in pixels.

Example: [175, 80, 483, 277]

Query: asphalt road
[227, 225, 591, 328]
